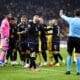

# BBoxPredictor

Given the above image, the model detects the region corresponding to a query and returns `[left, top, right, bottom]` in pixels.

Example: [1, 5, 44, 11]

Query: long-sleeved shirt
[39, 24, 47, 42]
[27, 22, 39, 42]
[17, 23, 28, 41]
[0, 18, 10, 39]
[52, 25, 60, 42]
[61, 15, 80, 38]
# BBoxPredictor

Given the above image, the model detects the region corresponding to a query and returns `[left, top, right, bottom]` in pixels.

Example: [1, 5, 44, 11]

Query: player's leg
[75, 39, 80, 75]
[0, 48, 7, 64]
[57, 43, 65, 64]
[13, 49, 17, 63]
[41, 41, 47, 65]
[76, 53, 80, 75]
[13, 41, 18, 64]
[29, 42, 39, 71]
[29, 51, 37, 70]
[24, 42, 30, 68]
[0, 39, 9, 64]
[10, 48, 14, 65]
[47, 38, 53, 65]
[6, 48, 11, 63]
[48, 50, 53, 66]
[66, 37, 74, 74]
[52, 42, 60, 66]
[20, 41, 26, 64]
[16, 41, 23, 65]
[24, 52, 30, 68]
[9, 41, 17, 65]
[53, 52, 59, 66]
[11, 48, 17, 65]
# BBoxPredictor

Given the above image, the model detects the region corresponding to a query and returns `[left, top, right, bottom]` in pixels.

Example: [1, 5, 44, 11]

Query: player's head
[33, 15, 39, 24]
[10, 17, 17, 25]
[3, 9, 12, 19]
[21, 15, 28, 24]
[52, 19, 58, 25]
[39, 17, 44, 24]
[48, 20, 53, 27]
[74, 9, 80, 17]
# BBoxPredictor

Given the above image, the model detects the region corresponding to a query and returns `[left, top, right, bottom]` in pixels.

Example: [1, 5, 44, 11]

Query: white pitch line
[0, 67, 75, 74]
[41, 68, 75, 74]
[41, 68, 65, 73]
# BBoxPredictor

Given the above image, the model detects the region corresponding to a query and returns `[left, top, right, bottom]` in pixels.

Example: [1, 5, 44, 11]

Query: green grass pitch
[0, 48, 80, 80]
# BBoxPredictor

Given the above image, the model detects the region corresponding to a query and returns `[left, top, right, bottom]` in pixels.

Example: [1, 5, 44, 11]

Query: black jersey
[17, 23, 28, 41]
[9, 24, 17, 48]
[52, 25, 60, 42]
[27, 22, 39, 42]
[9, 24, 17, 41]
[39, 24, 47, 42]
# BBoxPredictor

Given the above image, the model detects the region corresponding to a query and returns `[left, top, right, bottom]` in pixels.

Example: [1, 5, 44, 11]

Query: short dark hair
[10, 17, 15, 20]
[3, 11, 10, 15]
[74, 9, 80, 17]
[21, 15, 27, 18]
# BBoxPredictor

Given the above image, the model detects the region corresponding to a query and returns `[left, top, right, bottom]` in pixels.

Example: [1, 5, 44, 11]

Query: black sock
[13, 51, 17, 61]
[29, 57, 36, 69]
[42, 51, 47, 62]
[20, 52, 26, 62]
[26, 54, 30, 64]
[57, 53, 63, 61]
[27, 59, 29, 64]
[53, 54, 59, 63]
[6, 49, 11, 60]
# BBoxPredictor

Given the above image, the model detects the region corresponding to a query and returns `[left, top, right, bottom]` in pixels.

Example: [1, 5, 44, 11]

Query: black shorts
[20, 41, 29, 52]
[67, 37, 80, 54]
[9, 40, 17, 49]
[27, 41, 39, 53]
[52, 41, 60, 51]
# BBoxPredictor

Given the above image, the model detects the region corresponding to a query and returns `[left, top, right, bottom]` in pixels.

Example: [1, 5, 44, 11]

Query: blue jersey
[61, 15, 80, 38]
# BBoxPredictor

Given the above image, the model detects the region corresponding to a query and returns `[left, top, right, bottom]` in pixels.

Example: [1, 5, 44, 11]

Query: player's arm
[0, 21, 9, 43]
[17, 30, 27, 34]
[59, 10, 73, 23]
[17, 26, 27, 35]
[46, 27, 53, 35]
[17, 28, 26, 35]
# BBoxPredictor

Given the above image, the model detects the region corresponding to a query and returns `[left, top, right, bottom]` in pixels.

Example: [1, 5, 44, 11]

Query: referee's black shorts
[67, 37, 80, 55]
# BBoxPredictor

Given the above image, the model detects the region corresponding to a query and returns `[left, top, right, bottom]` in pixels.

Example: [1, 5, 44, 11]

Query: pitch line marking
[0, 67, 75, 74]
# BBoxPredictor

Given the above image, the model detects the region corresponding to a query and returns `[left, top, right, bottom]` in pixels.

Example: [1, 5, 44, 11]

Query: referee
[60, 9, 80, 75]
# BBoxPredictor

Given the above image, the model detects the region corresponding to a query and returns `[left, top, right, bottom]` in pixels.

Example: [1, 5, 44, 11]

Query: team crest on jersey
[28, 24, 31, 28]
[21, 25, 25, 28]
[36, 27, 38, 32]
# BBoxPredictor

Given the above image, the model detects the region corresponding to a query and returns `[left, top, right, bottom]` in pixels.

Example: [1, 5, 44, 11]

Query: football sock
[76, 57, 80, 73]
[67, 55, 72, 71]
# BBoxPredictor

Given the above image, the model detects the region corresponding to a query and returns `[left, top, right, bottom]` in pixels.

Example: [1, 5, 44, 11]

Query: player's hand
[5, 37, 9, 43]
[59, 10, 64, 16]
[17, 32, 22, 35]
